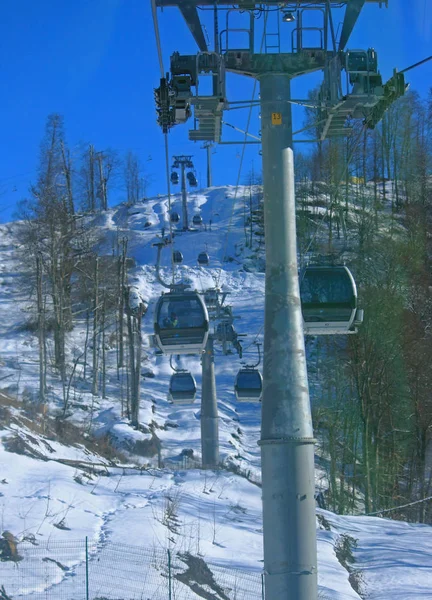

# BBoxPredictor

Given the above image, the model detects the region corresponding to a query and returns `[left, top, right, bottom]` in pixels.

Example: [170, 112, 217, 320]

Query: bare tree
[81, 144, 96, 212]
[96, 149, 119, 211]
[36, 253, 47, 402]
[19, 114, 76, 382]
[80, 146, 118, 212]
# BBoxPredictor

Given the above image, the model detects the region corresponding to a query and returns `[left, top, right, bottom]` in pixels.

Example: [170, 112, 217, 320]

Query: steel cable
[151, 0, 175, 284]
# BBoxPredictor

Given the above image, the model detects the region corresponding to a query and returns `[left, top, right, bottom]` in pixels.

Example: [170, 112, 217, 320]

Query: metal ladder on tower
[264, 11, 281, 54]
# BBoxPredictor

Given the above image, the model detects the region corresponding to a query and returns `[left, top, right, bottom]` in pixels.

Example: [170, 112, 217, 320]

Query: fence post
[261, 573, 265, 600]
[168, 549, 172, 600]
[86, 537, 89, 600]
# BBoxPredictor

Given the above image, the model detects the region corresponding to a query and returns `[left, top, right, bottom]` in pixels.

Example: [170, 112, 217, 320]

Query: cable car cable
[221, 121, 261, 141]
[242, 324, 264, 353]
[399, 55, 432, 75]
[164, 140, 176, 285]
[226, 99, 320, 111]
[151, 0, 175, 284]
[151, 0, 164, 75]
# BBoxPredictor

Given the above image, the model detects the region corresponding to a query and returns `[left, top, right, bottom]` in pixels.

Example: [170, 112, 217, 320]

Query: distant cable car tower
[172, 155, 196, 230]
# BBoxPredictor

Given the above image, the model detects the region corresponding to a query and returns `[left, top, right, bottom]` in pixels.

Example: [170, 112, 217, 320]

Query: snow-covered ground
[0, 185, 431, 598]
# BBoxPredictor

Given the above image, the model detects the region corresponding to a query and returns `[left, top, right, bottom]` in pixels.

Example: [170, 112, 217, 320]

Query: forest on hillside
[245, 88, 432, 521]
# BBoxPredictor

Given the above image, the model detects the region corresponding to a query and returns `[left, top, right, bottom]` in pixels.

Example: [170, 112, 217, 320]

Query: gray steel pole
[181, 163, 188, 230]
[206, 144, 212, 188]
[201, 335, 219, 467]
[258, 73, 317, 599]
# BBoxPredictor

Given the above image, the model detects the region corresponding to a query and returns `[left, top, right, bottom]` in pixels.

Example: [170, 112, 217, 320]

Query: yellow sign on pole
[272, 112, 282, 125]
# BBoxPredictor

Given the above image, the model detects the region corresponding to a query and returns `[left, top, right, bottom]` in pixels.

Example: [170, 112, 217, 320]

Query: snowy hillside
[0, 185, 431, 599]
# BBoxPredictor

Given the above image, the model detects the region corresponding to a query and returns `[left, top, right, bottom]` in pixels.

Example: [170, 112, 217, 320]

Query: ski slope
[0, 185, 431, 598]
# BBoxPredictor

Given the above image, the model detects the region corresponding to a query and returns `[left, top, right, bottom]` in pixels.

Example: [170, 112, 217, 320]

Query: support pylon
[258, 73, 317, 599]
[201, 335, 219, 468]
[180, 162, 188, 230]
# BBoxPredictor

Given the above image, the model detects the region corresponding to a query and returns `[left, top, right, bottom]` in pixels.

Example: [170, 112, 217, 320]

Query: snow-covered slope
[0, 186, 431, 599]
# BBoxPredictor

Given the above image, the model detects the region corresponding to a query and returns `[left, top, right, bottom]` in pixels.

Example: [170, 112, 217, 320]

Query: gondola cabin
[172, 250, 183, 264]
[168, 372, 197, 404]
[170, 212, 180, 223]
[197, 252, 209, 266]
[187, 171, 198, 187]
[300, 266, 363, 335]
[192, 214, 203, 226]
[170, 172, 179, 185]
[154, 291, 209, 354]
[234, 368, 263, 402]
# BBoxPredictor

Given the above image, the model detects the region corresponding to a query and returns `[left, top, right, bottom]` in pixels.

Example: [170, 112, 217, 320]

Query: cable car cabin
[234, 368, 263, 402]
[170, 172, 179, 185]
[168, 372, 197, 404]
[300, 266, 363, 335]
[197, 252, 209, 266]
[172, 250, 183, 264]
[187, 172, 198, 187]
[154, 291, 209, 354]
[192, 214, 203, 226]
[171, 212, 180, 223]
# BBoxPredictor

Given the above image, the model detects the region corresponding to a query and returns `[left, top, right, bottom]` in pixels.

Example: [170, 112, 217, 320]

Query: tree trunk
[132, 310, 143, 426]
[124, 286, 145, 427]
[363, 415, 372, 514]
[97, 154, 108, 211]
[89, 144, 95, 212]
[102, 293, 107, 399]
[92, 257, 99, 396]
[36, 254, 46, 402]
[83, 309, 90, 381]
[125, 288, 136, 424]
[60, 140, 75, 220]
[118, 239, 127, 369]
[52, 255, 66, 382]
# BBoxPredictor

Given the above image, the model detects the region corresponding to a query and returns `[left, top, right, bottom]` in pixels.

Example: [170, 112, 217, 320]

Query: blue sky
[0, 0, 430, 222]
